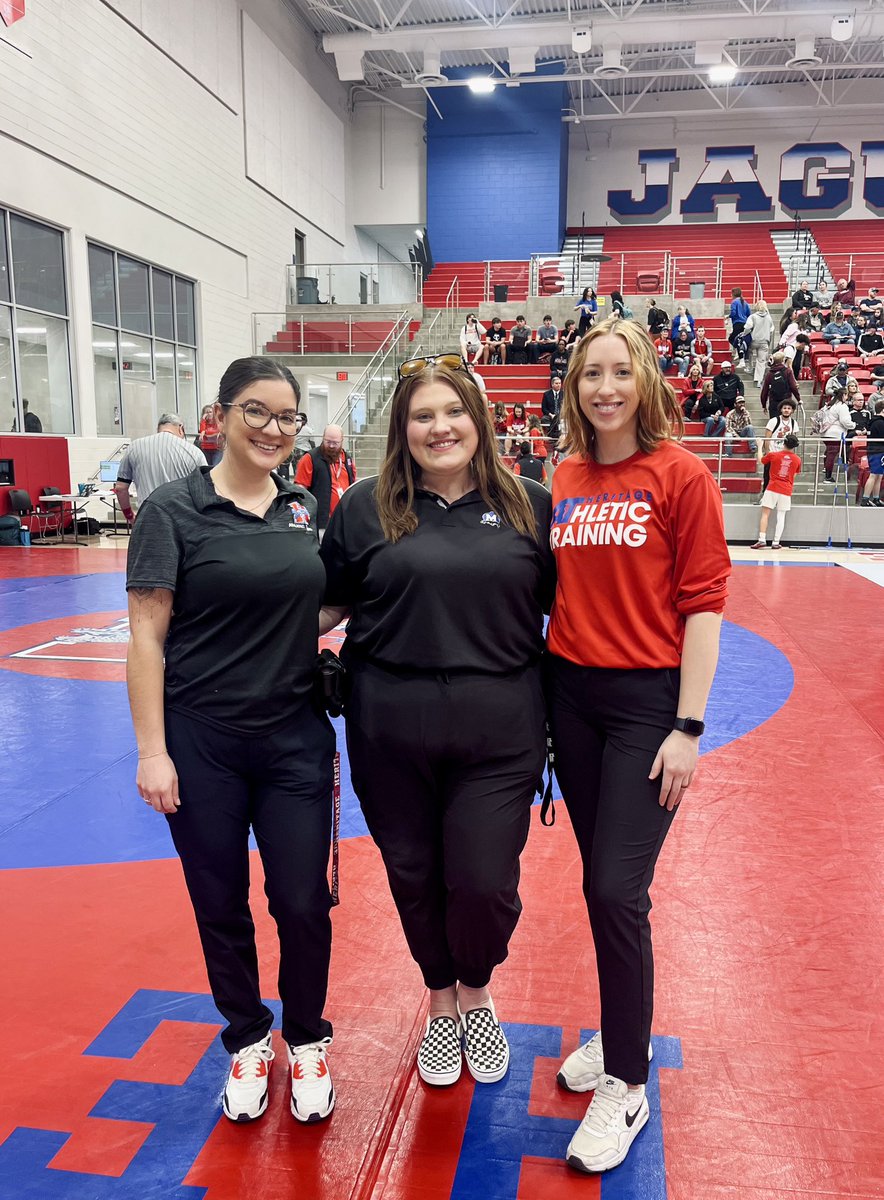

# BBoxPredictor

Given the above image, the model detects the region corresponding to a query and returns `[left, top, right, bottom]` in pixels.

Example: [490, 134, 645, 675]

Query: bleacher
[422, 262, 530, 307]
[265, 319, 421, 355]
[808, 221, 884, 295]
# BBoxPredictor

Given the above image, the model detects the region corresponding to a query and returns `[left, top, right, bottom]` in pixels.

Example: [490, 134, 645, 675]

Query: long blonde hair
[375, 365, 538, 543]
[559, 317, 685, 458]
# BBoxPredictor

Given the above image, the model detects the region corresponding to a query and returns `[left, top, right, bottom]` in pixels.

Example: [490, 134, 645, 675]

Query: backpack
[622, 303, 634, 319]
[811, 407, 833, 436]
[768, 368, 791, 401]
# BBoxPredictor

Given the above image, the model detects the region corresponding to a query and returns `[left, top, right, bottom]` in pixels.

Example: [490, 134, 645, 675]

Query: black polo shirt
[320, 478, 554, 673]
[126, 467, 324, 734]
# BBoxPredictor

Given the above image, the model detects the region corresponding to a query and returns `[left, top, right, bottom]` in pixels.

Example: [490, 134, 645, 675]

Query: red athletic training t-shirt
[761, 449, 801, 496]
[547, 440, 730, 669]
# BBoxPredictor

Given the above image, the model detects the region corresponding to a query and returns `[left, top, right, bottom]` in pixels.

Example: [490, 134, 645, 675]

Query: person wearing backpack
[760, 352, 801, 417]
[727, 288, 751, 365]
[812, 388, 855, 482]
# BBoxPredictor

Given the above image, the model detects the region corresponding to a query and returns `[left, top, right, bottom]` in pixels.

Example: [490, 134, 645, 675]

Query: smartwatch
[673, 717, 705, 737]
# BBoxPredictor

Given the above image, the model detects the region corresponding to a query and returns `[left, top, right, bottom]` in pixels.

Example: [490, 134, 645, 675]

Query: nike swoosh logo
[625, 1105, 643, 1128]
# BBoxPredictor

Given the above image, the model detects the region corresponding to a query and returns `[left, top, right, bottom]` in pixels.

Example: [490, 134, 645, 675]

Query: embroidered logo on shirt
[287, 501, 311, 529]
[480, 511, 501, 528]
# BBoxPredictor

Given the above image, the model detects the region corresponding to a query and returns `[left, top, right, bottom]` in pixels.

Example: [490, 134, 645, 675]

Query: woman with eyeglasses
[125, 356, 338, 1128]
[319, 352, 554, 1090]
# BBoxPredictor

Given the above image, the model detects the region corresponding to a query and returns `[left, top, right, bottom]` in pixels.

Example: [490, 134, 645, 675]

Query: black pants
[164, 706, 335, 1053]
[345, 662, 546, 991]
[546, 655, 679, 1085]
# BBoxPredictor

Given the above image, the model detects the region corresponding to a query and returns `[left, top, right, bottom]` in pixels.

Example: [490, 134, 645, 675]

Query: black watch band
[673, 717, 705, 737]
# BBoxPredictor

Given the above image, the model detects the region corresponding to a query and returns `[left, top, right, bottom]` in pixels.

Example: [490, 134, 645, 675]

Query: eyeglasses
[398, 353, 466, 380]
[225, 401, 299, 434]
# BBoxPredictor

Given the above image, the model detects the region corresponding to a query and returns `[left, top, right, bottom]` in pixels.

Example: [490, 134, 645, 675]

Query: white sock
[774, 512, 786, 543]
[756, 533, 767, 543]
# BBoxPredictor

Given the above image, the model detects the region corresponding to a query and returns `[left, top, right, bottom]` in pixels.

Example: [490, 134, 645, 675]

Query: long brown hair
[375, 365, 537, 543]
[560, 316, 684, 459]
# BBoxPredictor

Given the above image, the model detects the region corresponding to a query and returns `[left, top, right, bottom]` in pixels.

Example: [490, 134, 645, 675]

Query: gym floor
[1, 545, 882, 1200]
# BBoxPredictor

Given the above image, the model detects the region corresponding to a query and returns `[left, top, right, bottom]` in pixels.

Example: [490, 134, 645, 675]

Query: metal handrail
[286, 262, 422, 306]
[330, 312, 412, 428]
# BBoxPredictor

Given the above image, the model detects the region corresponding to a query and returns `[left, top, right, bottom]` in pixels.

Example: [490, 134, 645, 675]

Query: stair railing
[331, 312, 412, 440]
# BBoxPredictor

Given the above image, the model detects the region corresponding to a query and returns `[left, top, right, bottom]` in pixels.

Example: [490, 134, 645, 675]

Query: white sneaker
[557, 1031, 652, 1093]
[222, 1034, 275, 1122]
[566, 1075, 649, 1173]
[287, 1038, 335, 1123]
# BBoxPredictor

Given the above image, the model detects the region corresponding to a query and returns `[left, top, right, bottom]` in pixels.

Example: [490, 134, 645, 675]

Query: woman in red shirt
[198, 403, 222, 466]
[546, 316, 730, 1175]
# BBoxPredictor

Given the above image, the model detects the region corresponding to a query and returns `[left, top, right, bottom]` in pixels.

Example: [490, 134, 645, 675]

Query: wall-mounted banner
[607, 141, 884, 223]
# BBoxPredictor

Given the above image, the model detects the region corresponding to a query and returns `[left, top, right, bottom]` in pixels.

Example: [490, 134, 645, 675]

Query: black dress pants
[345, 662, 546, 991]
[164, 705, 335, 1053]
[546, 655, 680, 1085]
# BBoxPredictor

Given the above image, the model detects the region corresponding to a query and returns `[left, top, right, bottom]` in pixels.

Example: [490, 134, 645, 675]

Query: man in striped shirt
[114, 413, 206, 524]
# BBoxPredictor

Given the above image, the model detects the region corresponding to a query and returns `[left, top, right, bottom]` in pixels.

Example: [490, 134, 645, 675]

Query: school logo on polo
[288, 502, 311, 529]
[480, 511, 501, 528]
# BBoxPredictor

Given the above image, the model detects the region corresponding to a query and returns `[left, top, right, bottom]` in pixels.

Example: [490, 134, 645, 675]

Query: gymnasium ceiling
[283, 0, 884, 121]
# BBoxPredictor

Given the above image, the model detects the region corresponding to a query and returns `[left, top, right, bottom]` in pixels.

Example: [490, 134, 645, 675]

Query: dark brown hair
[375, 366, 537, 543]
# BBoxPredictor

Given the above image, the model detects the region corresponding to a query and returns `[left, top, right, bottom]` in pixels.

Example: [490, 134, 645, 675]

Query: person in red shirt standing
[294, 424, 356, 533]
[751, 434, 801, 549]
[197, 403, 222, 466]
[546, 316, 730, 1175]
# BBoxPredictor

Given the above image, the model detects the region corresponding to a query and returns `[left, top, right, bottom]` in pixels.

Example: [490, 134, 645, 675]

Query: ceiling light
[467, 77, 496, 94]
[786, 36, 821, 68]
[708, 63, 737, 83]
[415, 48, 445, 86]
[594, 45, 628, 78]
[415, 229, 424, 238]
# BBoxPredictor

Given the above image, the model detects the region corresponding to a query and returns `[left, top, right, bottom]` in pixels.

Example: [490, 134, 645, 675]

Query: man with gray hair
[114, 412, 206, 524]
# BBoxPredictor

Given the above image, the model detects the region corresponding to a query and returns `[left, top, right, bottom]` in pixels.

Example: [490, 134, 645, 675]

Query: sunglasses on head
[398, 353, 466, 380]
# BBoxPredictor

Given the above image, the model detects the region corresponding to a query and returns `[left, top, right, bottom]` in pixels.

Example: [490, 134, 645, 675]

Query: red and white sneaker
[287, 1038, 335, 1123]
[222, 1034, 274, 1122]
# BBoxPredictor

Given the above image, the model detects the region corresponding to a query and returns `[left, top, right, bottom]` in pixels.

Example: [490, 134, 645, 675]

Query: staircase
[546, 236, 606, 293]
[770, 227, 831, 297]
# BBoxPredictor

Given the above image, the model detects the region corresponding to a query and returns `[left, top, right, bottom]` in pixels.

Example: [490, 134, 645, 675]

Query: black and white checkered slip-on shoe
[458, 999, 510, 1084]
[417, 1015, 462, 1086]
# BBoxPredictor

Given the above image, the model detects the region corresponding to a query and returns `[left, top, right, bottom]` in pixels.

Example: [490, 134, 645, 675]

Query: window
[88, 244, 199, 435]
[1, 210, 73, 435]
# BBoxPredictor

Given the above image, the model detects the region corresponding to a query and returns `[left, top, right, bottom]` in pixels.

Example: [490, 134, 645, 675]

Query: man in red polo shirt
[294, 424, 356, 532]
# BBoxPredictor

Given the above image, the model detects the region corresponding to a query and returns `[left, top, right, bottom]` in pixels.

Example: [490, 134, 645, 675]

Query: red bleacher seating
[423, 263, 530, 308]
[808, 221, 884, 295]
[265, 320, 420, 355]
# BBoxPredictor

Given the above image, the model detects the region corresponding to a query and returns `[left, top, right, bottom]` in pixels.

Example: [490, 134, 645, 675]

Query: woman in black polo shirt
[319, 354, 553, 1090]
[125, 357, 337, 1128]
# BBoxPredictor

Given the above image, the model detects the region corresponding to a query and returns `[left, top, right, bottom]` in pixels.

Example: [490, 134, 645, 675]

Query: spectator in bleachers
[847, 390, 872, 437]
[860, 398, 884, 507]
[482, 317, 508, 365]
[760, 352, 801, 418]
[792, 333, 812, 377]
[691, 326, 714, 375]
[751, 434, 802, 550]
[512, 440, 548, 486]
[459, 314, 486, 363]
[647, 298, 669, 337]
[778, 307, 796, 338]
[492, 401, 508, 452]
[825, 360, 857, 397]
[698, 380, 725, 436]
[724, 397, 758, 457]
[670, 305, 695, 344]
[815, 280, 833, 314]
[791, 281, 814, 310]
[508, 315, 532, 365]
[527, 415, 548, 460]
[807, 304, 824, 332]
[858, 324, 884, 359]
[712, 359, 744, 411]
[609, 291, 627, 319]
[574, 288, 598, 336]
[531, 314, 559, 363]
[744, 300, 775, 386]
[872, 363, 884, 393]
[727, 287, 751, 365]
[845, 379, 864, 407]
[778, 311, 802, 364]
[822, 310, 856, 348]
[859, 287, 882, 324]
[562, 319, 580, 355]
[672, 328, 693, 377]
[466, 361, 486, 395]
[833, 278, 856, 309]
[815, 387, 855, 481]
[682, 363, 704, 419]
[505, 403, 529, 454]
[550, 339, 570, 380]
[541, 375, 564, 439]
[653, 329, 674, 373]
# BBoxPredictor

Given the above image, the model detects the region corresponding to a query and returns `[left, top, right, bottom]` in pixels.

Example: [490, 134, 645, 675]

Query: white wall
[567, 109, 884, 226]
[347, 100, 427, 228]
[0, 0, 393, 458]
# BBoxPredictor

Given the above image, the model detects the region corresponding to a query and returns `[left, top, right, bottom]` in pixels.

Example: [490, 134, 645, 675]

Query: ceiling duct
[786, 35, 822, 68]
[414, 47, 445, 86]
[594, 44, 628, 78]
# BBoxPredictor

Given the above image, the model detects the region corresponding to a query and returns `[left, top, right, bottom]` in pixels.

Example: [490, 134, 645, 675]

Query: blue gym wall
[426, 68, 569, 262]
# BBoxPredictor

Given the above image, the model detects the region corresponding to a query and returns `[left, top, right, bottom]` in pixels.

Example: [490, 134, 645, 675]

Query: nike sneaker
[566, 1074, 649, 1173]
[222, 1034, 274, 1122]
[287, 1037, 335, 1123]
[557, 1031, 652, 1093]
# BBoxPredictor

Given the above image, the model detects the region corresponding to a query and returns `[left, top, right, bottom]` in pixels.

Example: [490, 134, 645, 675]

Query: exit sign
[336, 371, 349, 381]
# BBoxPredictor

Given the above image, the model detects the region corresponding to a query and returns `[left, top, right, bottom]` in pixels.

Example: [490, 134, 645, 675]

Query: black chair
[8, 488, 62, 541]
